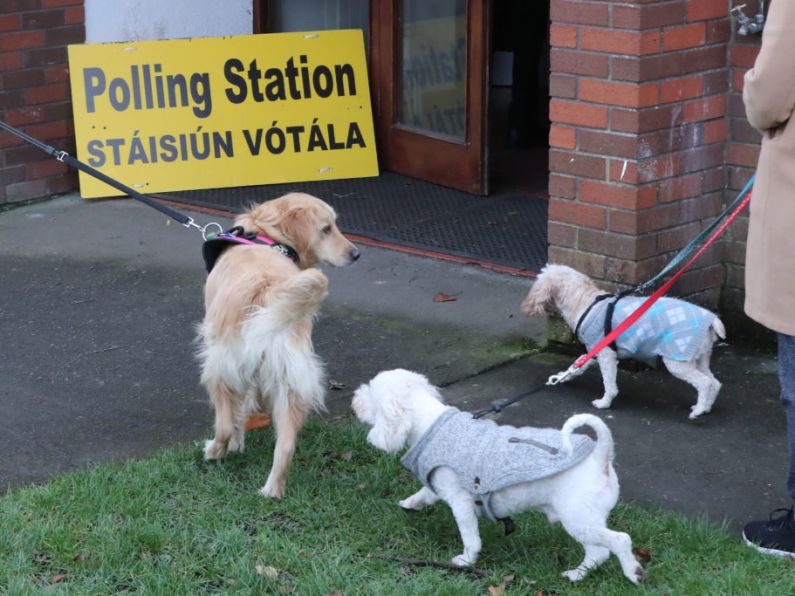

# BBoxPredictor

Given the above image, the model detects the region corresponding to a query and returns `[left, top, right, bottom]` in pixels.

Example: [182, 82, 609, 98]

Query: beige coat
[743, 0, 795, 336]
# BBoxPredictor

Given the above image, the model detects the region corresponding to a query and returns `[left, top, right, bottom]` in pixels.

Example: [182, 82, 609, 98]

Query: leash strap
[60, 153, 194, 225]
[472, 379, 550, 419]
[549, 188, 752, 386]
[634, 174, 756, 294]
[0, 119, 207, 232]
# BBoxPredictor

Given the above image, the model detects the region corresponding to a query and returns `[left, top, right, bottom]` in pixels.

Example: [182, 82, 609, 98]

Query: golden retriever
[197, 192, 359, 498]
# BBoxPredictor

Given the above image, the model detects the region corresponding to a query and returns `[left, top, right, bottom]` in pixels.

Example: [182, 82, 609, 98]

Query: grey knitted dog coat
[400, 408, 595, 521]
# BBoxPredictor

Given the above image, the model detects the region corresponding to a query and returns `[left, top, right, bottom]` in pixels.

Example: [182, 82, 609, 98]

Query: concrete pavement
[0, 193, 786, 531]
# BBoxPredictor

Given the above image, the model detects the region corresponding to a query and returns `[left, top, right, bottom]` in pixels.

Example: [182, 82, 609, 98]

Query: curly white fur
[521, 264, 725, 419]
[352, 369, 645, 584]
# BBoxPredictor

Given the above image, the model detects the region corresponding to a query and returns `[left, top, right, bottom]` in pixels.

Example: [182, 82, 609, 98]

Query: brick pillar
[0, 0, 85, 205]
[548, 0, 730, 304]
[722, 0, 762, 317]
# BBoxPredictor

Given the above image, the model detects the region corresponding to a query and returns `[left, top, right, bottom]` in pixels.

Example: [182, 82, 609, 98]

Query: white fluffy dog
[521, 264, 725, 419]
[352, 369, 644, 584]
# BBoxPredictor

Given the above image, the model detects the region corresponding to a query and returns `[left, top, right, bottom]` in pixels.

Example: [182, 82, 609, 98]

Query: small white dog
[521, 264, 725, 419]
[352, 369, 645, 584]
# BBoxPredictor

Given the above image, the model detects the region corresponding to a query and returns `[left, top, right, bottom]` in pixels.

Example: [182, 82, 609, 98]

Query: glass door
[372, 0, 488, 194]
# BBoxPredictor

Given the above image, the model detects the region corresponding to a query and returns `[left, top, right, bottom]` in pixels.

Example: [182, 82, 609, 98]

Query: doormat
[157, 172, 548, 274]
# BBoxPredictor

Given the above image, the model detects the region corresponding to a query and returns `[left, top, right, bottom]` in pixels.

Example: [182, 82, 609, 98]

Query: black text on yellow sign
[68, 31, 378, 198]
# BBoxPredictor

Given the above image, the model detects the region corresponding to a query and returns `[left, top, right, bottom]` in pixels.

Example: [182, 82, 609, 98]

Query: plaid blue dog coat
[577, 296, 717, 362]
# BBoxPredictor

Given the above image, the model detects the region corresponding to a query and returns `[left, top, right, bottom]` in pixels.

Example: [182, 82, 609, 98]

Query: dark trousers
[779, 333, 795, 501]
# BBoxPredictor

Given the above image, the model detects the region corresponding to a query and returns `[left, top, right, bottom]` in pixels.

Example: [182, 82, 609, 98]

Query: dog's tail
[561, 413, 614, 468]
[711, 317, 726, 341]
[241, 269, 328, 411]
[255, 269, 329, 329]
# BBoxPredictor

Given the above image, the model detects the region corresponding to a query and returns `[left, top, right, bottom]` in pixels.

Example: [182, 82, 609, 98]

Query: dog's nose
[350, 247, 361, 261]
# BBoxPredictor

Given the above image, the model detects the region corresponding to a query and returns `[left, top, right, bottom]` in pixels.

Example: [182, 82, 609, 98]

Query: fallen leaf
[73, 553, 86, 562]
[296, 550, 307, 558]
[356, 483, 368, 490]
[255, 565, 279, 579]
[51, 574, 67, 584]
[341, 451, 353, 461]
[633, 547, 652, 564]
[488, 574, 515, 595]
[328, 590, 343, 596]
[328, 379, 347, 390]
[434, 292, 457, 303]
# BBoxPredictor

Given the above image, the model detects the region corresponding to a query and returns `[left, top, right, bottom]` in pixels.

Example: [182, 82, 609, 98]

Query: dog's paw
[591, 398, 613, 410]
[688, 406, 708, 419]
[259, 480, 284, 500]
[203, 439, 226, 460]
[399, 497, 425, 511]
[562, 568, 588, 582]
[227, 434, 245, 454]
[621, 563, 646, 585]
[451, 554, 473, 567]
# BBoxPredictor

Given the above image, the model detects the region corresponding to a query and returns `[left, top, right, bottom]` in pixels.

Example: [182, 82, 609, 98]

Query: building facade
[0, 0, 766, 327]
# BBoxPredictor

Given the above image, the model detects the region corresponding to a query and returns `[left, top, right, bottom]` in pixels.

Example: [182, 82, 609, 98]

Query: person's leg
[743, 333, 795, 557]
[779, 334, 795, 501]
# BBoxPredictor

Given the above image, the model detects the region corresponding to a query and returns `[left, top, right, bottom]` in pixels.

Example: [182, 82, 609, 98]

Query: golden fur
[198, 192, 359, 498]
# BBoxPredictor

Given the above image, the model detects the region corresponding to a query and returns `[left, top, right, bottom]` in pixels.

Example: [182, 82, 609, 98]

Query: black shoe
[743, 507, 795, 557]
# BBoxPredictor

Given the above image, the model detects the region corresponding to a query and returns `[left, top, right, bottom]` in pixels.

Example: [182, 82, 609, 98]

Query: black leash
[472, 379, 550, 419]
[0, 119, 221, 238]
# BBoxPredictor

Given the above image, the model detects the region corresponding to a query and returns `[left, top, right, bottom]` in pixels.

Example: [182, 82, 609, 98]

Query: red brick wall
[0, 0, 84, 204]
[548, 0, 732, 305]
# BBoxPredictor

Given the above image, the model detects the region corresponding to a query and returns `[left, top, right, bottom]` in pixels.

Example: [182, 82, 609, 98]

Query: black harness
[202, 226, 299, 273]
[574, 293, 626, 353]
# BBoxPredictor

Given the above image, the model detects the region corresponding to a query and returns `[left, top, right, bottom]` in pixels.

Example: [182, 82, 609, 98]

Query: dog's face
[241, 193, 360, 268]
[521, 264, 593, 317]
[352, 376, 411, 454]
[353, 369, 441, 454]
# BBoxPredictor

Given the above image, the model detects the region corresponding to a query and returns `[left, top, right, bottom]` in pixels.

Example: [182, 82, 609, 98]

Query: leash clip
[547, 364, 579, 386]
[184, 218, 223, 241]
[54, 150, 68, 162]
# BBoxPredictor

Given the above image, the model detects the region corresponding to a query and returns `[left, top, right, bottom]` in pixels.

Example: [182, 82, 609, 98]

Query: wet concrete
[0, 194, 786, 532]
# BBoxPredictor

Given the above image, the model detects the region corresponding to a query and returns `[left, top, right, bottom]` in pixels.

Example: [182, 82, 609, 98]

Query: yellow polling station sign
[67, 30, 378, 198]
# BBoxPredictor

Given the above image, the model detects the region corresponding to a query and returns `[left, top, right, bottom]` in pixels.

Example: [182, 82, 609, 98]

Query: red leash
[547, 192, 752, 386]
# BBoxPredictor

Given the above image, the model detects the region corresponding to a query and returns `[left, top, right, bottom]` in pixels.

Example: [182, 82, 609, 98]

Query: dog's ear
[521, 279, 554, 317]
[280, 207, 315, 256]
[367, 417, 410, 454]
[351, 383, 373, 424]
[366, 392, 411, 454]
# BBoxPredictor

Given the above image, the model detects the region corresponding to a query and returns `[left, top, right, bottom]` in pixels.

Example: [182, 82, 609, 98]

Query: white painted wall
[85, 0, 253, 43]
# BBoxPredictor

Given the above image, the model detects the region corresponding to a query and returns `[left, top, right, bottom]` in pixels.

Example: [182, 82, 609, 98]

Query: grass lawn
[1, 418, 793, 594]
